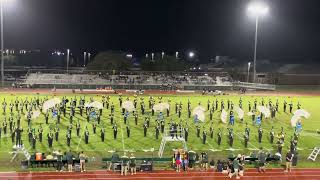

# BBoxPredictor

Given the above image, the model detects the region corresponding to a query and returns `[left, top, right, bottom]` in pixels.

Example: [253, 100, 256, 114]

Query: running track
[1, 169, 320, 180]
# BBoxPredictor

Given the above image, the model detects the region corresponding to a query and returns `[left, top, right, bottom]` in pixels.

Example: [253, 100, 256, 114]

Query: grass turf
[0, 93, 320, 171]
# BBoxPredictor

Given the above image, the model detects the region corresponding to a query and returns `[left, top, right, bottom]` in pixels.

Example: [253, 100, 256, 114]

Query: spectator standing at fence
[121, 153, 129, 176]
[79, 151, 86, 172]
[175, 150, 181, 172]
[216, 160, 223, 172]
[258, 147, 266, 173]
[66, 150, 73, 172]
[229, 154, 241, 179]
[129, 153, 136, 175]
[56, 150, 63, 172]
[209, 159, 215, 171]
[183, 152, 188, 172]
[201, 152, 208, 171]
[285, 150, 294, 173]
[239, 155, 245, 177]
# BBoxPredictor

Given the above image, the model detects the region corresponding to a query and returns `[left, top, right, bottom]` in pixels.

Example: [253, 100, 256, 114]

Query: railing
[27, 69, 229, 76]
[233, 82, 276, 90]
[23, 72, 276, 91]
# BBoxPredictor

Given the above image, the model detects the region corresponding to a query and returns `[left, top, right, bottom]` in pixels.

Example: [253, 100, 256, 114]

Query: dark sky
[3, 0, 320, 62]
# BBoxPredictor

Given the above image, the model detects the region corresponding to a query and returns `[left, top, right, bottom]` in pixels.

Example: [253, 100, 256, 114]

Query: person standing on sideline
[129, 153, 137, 175]
[121, 153, 129, 176]
[285, 150, 294, 173]
[79, 151, 86, 172]
[258, 147, 266, 173]
[66, 150, 74, 172]
[175, 150, 181, 172]
[229, 154, 241, 179]
[56, 150, 63, 172]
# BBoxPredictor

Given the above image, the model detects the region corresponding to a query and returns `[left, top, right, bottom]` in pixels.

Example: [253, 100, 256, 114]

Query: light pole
[66, 49, 70, 73]
[83, 52, 87, 67]
[0, 0, 4, 88]
[247, 62, 251, 82]
[247, 1, 268, 83]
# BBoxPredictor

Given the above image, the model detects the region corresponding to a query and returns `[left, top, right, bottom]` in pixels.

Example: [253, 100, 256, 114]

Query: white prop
[25, 110, 41, 119]
[85, 101, 103, 109]
[220, 109, 228, 124]
[153, 103, 170, 112]
[42, 98, 61, 113]
[257, 106, 271, 118]
[294, 109, 310, 119]
[32, 111, 41, 119]
[234, 106, 244, 119]
[122, 101, 135, 112]
[290, 109, 310, 127]
[192, 106, 205, 122]
[247, 112, 254, 116]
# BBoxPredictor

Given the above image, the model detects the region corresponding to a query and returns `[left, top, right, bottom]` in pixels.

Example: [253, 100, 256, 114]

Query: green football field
[0, 92, 320, 170]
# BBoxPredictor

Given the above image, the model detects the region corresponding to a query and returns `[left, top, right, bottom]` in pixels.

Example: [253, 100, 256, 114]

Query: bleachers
[24, 72, 220, 86]
[23, 71, 275, 90]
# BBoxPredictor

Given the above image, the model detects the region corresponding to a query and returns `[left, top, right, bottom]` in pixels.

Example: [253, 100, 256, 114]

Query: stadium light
[247, 62, 251, 82]
[83, 52, 87, 66]
[189, 51, 195, 58]
[88, 53, 91, 62]
[247, 1, 269, 17]
[247, 1, 269, 83]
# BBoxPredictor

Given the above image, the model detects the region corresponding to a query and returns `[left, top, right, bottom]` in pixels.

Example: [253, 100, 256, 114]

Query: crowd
[171, 146, 294, 179]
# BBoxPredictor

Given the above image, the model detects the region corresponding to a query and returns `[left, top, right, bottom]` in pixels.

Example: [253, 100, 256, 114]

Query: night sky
[3, 0, 320, 62]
